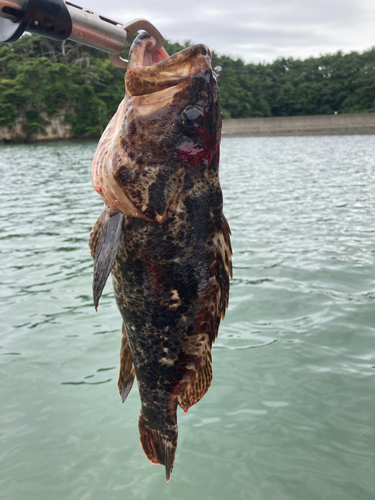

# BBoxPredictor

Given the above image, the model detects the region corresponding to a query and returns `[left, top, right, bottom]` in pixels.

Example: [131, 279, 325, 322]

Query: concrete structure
[2, 111, 375, 144]
[222, 113, 375, 137]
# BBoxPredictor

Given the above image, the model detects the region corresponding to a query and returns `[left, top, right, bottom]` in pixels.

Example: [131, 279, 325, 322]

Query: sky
[84, 0, 375, 63]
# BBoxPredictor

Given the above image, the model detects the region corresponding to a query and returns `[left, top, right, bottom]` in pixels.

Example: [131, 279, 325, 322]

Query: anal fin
[89, 208, 124, 310]
[118, 323, 135, 403]
[177, 348, 212, 411]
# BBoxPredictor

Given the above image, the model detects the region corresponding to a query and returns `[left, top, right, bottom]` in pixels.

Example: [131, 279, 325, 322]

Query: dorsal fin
[89, 208, 124, 310]
[221, 213, 233, 280]
[118, 323, 135, 403]
[217, 213, 232, 321]
[175, 213, 232, 412]
[177, 348, 213, 411]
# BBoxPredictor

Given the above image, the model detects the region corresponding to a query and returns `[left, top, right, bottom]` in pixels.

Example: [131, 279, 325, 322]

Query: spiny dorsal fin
[177, 348, 213, 411]
[118, 323, 135, 403]
[89, 208, 124, 310]
[217, 213, 232, 321]
[221, 213, 233, 279]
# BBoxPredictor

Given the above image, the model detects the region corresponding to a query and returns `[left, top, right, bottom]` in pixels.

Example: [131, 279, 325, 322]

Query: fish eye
[179, 106, 205, 135]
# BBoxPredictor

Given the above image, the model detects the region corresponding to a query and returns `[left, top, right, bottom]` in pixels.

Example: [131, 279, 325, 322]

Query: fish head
[92, 32, 222, 222]
[124, 33, 222, 167]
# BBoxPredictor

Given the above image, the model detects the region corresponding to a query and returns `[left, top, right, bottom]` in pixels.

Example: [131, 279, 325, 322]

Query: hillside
[1, 35, 375, 141]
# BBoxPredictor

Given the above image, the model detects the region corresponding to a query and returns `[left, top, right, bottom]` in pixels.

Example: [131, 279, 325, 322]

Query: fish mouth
[125, 32, 212, 97]
[128, 31, 170, 69]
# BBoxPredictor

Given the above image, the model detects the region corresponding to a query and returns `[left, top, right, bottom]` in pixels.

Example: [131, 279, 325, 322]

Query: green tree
[1, 34, 375, 139]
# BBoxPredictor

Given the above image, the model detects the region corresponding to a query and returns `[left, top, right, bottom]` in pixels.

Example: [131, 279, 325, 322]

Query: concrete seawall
[2, 112, 375, 144]
[222, 113, 375, 137]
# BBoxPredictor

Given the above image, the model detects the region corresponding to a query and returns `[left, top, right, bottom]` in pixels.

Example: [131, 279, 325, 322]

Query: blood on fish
[176, 141, 209, 166]
[89, 35, 231, 483]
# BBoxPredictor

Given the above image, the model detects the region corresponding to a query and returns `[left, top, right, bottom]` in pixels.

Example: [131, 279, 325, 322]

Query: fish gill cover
[89, 32, 232, 482]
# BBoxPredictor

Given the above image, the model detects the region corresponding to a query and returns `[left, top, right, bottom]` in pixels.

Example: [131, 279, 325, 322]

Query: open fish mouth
[125, 32, 213, 97]
[92, 32, 220, 222]
[90, 30, 229, 483]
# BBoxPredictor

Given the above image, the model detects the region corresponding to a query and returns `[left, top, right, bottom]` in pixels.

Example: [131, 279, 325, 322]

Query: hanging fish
[89, 32, 232, 482]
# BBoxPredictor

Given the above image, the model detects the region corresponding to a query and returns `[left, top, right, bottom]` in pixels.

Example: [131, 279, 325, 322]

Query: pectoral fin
[118, 323, 135, 403]
[89, 208, 124, 310]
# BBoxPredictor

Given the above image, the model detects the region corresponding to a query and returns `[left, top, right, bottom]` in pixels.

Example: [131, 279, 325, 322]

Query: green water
[1, 136, 374, 500]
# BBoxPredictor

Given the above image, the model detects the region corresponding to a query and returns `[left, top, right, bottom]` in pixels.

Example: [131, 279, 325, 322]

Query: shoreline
[221, 112, 375, 137]
[1, 113, 375, 145]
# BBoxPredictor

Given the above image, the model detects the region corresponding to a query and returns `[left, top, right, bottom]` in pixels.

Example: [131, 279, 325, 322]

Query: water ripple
[1, 136, 375, 499]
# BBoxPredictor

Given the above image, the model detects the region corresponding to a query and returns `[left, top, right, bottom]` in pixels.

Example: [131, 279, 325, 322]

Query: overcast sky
[86, 0, 375, 63]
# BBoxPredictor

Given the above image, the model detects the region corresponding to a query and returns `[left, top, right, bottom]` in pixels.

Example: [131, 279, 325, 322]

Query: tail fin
[138, 412, 177, 482]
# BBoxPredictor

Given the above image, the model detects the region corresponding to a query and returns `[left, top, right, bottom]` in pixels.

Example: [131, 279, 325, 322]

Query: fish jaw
[125, 37, 213, 98]
[91, 34, 222, 223]
[90, 34, 229, 482]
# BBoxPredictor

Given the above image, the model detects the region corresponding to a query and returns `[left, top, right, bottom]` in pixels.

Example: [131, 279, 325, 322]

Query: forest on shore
[1, 34, 375, 138]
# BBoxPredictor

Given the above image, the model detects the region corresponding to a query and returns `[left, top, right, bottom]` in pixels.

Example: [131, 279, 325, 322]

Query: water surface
[1, 136, 374, 500]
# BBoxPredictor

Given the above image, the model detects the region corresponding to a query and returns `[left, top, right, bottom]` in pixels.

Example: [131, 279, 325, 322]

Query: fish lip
[127, 32, 211, 78]
[129, 31, 169, 68]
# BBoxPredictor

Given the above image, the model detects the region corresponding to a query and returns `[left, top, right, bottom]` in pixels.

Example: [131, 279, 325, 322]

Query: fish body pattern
[89, 33, 232, 481]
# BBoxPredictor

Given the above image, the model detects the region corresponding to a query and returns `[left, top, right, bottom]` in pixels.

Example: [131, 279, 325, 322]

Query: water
[1, 136, 374, 500]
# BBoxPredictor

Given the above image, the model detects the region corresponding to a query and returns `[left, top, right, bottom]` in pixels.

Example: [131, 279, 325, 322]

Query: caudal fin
[138, 412, 177, 482]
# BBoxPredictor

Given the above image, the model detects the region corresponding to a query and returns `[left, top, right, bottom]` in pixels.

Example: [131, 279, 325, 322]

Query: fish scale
[89, 32, 232, 481]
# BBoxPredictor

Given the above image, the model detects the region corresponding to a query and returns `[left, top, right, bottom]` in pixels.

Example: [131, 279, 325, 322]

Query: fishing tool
[0, 0, 164, 67]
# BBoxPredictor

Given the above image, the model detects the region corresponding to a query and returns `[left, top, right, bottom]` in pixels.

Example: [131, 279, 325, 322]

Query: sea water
[1, 135, 374, 500]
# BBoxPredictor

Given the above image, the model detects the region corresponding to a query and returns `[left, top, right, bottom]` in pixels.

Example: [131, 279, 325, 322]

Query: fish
[89, 32, 232, 482]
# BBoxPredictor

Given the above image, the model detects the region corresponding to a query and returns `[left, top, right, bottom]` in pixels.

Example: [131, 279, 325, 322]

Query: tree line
[1, 34, 375, 137]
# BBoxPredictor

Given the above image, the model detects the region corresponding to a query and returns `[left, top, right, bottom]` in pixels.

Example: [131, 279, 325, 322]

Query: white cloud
[79, 0, 375, 62]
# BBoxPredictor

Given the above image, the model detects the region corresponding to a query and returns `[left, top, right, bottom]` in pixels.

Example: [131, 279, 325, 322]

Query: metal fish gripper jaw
[0, 0, 164, 68]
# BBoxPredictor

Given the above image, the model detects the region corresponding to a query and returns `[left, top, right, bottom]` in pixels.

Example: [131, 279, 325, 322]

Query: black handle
[0, 0, 72, 43]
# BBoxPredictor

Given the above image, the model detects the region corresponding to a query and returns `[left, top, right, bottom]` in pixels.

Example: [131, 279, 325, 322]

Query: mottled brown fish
[89, 32, 232, 482]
